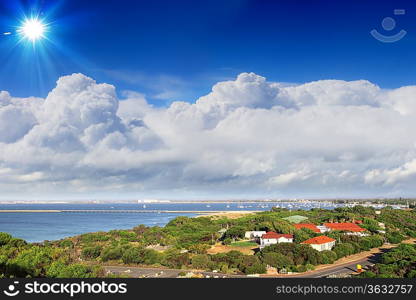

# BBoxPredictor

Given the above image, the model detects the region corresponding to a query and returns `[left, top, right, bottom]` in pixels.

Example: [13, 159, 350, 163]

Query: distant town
[1, 197, 415, 207]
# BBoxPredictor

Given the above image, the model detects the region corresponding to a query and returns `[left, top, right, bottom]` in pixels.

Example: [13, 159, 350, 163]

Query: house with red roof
[294, 223, 320, 233]
[323, 222, 368, 236]
[301, 236, 336, 251]
[260, 232, 293, 249]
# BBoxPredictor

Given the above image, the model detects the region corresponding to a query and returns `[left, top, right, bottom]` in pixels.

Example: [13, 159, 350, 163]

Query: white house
[259, 232, 293, 249]
[344, 232, 370, 237]
[301, 236, 336, 251]
[317, 225, 330, 233]
[244, 231, 266, 240]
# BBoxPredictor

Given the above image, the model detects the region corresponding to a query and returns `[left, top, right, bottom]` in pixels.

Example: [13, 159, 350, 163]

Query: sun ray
[18, 18, 46, 42]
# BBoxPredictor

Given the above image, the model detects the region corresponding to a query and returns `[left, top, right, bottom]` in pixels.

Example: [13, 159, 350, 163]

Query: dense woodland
[1, 206, 415, 278]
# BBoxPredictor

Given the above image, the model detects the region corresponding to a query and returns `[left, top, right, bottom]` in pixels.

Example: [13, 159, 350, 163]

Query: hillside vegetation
[1, 206, 415, 277]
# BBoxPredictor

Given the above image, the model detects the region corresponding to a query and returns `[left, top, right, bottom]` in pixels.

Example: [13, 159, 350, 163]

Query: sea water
[0, 202, 339, 242]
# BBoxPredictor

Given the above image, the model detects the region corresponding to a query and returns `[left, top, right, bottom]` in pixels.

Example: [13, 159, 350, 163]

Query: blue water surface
[0, 202, 339, 242]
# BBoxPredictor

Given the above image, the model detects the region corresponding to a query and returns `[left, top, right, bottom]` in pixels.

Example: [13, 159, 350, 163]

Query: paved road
[104, 251, 383, 279]
[297, 248, 388, 278]
[103, 265, 245, 278]
[105, 242, 414, 278]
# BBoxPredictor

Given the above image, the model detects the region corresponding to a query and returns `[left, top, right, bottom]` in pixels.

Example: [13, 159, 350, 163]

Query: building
[378, 222, 385, 229]
[218, 228, 227, 239]
[301, 236, 336, 251]
[244, 231, 266, 240]
[317, 225, 330, 233]
[377, 222, 386, 234]
[260, 232, 293, 249]
[323, 222, 367, 236]
[293, 223, 320, 233]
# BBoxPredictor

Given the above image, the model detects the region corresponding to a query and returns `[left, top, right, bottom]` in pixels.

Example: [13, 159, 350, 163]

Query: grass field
[230, 241, 258, 247]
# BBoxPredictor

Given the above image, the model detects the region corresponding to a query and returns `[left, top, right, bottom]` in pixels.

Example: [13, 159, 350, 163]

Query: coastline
[196, 210, 260, 219]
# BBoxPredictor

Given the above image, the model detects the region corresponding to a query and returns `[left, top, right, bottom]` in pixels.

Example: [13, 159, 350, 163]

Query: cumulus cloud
[0, 72, 415, 199]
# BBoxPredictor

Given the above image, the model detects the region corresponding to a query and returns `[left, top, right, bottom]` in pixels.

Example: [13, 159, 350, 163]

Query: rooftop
[301, 236, 336, 245]
[261, 232, 293, 239]
[324, 222, 366, 232]
[294, 223, 320, 233]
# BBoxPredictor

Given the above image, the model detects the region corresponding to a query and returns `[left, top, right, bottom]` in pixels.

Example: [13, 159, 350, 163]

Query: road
[103, 265, 245, 278]
[105, 240, 415, 279]
[297, 251, 384, 278]
[103, 248, 387, 279]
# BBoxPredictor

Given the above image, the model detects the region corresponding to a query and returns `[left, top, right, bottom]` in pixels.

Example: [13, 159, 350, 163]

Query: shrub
[188, 244, 210, 254]
[7, 246, 58, 277]
[0, 232, 12, 246]
[297, 265, 307, 272]
[80, 232, 110, 243]
[261, 252, 293, 269]
[222, 238, 232, 245]
[100, 246, 125, 262]
[386, 232, 405, 244]
[143, 249, 164, 265]
[7, 238, 27, 248]
[59, 240, 74, 249]
[360, 271, 377, 278]
[319, 250, 337, 264]
[245, 263, 267, 274]
[238, 255, 267, 274]
[164, 250, 190, 268]
[47, 262, 95, 278]
[121, 247, 144, 264]
[81, 246, 102, 260]
[224, 226, 246, 240]
[358, 238, 372, 251]
[191, 254, 211, 269]
[333, 243, 355, 258]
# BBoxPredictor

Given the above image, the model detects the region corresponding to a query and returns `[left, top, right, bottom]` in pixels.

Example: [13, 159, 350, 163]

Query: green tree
[191, 254, 211, 269]
[0, 233, 12, 246]
[81, 245, 102, 260]
[261, 252, 293, 269]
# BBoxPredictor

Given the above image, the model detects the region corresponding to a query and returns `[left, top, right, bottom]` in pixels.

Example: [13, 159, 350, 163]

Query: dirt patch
[198, 211, 259, 220]
[207, 243, 258, 255]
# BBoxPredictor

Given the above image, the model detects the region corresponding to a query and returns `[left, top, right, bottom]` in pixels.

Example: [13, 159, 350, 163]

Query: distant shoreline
[0, 198, 414, 205]
[0, 209, 260, 214]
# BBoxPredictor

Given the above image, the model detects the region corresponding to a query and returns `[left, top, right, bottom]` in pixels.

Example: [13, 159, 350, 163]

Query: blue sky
[1, 0, 416, 200]
[0, 0, 415, 104]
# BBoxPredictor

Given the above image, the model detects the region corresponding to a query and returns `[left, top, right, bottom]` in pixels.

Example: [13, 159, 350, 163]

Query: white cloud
[0, 72, 415, 199]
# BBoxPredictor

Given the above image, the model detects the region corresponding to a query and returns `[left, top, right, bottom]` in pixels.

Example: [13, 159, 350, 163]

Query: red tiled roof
[294, 223, 320, 233]
[261, 232, 293, 239]
[301, 236, 336, 245]
[324, 222, 366, 232]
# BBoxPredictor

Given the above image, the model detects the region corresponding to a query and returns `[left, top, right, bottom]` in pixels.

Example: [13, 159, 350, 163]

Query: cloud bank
[1, 72, 415, 199]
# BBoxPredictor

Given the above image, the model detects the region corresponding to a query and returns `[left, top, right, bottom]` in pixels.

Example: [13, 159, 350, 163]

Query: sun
[19, 18, 46, 42]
